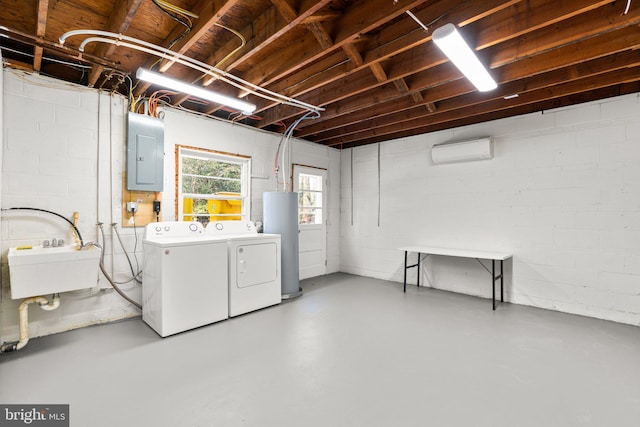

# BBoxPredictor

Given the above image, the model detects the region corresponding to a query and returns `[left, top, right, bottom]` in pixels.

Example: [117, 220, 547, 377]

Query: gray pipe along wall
[263, 192, 301, 299]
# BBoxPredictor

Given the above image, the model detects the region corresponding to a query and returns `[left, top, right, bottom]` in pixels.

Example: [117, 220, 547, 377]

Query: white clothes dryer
[206, 221, 281, 317]
[143, 221, 228, 337]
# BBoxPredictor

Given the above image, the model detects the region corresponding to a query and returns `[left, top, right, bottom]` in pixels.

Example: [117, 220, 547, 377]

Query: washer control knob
[189, 223, 198, 232]
[164, 226, 170, 231]
[215, 223, 223, 230]
[155, 226, 162, 232]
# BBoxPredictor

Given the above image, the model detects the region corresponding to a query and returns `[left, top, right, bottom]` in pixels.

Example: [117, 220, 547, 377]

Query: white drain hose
[1, 294, 60, 353]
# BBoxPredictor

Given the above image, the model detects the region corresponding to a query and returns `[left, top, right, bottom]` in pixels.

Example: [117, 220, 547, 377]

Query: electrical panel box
[127, 112, 164, 191]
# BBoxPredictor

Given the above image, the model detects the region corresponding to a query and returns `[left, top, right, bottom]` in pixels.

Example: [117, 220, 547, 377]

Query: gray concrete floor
[1, 273, 639, 426]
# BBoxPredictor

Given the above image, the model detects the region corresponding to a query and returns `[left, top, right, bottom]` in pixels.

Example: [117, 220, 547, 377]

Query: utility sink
[8, 245, 101, 299]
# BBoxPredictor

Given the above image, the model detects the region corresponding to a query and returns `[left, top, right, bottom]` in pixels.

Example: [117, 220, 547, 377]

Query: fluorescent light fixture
[136, 68, 256, 114]
[432, 23, 497, 92]
[504, 94, 519, 100]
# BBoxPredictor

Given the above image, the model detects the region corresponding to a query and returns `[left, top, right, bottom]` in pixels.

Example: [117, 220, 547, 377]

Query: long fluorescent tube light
[432, 23, 497, 92]
[136, 68, 256, 114]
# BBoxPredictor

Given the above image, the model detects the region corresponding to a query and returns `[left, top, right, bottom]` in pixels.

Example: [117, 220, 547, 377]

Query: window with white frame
[297, 173, 323, 225]
[177, 146, 251, 224]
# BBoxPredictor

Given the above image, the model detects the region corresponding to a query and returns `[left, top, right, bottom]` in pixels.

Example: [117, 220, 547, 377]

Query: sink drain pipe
[0, 294, 61, 353]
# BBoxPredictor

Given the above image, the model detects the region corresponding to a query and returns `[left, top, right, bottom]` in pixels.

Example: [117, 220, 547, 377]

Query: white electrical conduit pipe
[0, 295, 61, 353]
[82, 36, 317, 112]
[59, 30, 324, 113]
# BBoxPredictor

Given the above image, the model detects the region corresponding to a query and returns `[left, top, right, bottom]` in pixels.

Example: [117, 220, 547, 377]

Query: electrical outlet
[126, 202, 138, 213]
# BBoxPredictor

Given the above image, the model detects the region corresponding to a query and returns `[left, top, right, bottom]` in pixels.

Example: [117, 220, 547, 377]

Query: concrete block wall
[160, 108, 341, 274]
[1, 70, 340, 343]
[341, 94, 640, 326]
[1, 70, 141, 343]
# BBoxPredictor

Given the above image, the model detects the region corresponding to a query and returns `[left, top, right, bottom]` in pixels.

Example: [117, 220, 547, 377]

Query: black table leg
[501, 259, 504, 303]
[417, 253, 420, 288]
[492, 259, 496, 311]
[403, 251, 408, 292]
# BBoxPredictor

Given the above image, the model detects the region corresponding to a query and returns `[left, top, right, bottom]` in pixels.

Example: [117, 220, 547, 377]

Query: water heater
[263, 192, 301, 299]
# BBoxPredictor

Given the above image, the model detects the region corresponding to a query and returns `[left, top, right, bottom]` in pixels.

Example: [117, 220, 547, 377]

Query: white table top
[398, 245, 512, 261]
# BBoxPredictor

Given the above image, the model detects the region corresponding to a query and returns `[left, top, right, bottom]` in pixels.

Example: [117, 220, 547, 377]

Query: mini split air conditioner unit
[431, 137, 493, 164]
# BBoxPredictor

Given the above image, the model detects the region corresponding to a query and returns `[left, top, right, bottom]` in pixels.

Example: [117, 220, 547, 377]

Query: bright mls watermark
[0, 405, 69, 426]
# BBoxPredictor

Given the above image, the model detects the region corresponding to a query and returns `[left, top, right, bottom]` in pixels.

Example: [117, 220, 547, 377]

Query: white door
[293, 166, 327, 279]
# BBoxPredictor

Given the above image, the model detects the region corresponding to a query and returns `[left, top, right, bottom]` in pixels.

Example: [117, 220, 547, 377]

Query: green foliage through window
[178, 148, 250, 223]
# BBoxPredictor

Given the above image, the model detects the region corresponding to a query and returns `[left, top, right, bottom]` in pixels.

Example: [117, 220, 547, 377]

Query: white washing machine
[143, 221, 228, 337]
[206, 221, 281, 317]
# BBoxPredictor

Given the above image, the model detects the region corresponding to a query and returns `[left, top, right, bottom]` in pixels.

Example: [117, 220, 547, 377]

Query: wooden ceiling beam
[474, 0, 613, 51]
[303, 10, 341, 24]
[323, 12, 640, 127]
[369, 63, 388, 82]
[261, 0, 612, 114]
[249, 0, 515, 126]
[32, 0, 49, 72]
[270, 0, 297, 22]
[85, 0, 144, 87]
[262, 0, 640, 130]
[333, 71, 640, 148]
[307, 22, 333, 50]
[254, 0, 547, 124]
[5, 58, 34, 71]
[490, 1, 640, 68]
[259, 0, 519, 103]
[1, 25, 120, 68]
[336, 82, 640, 148]
[324, 65, 640, 146]
[255, 0, 517, 127]
[158, 0, 240, 72]
[342, 43, 363, 67]
[242, 0, 429, 88]
[208, 0, 333, 75]
[297, 93, 422, 138]
[392, 77, 423, 103]
[167, 0, 333, 105]
[135, 0, 238, 96]
[299, 28, 640, 140]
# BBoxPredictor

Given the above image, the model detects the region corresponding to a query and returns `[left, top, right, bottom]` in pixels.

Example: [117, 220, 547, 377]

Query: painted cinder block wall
[340, 94, 640, 326]
[0, 70, 340, 343]
[0, 70, 134, 343]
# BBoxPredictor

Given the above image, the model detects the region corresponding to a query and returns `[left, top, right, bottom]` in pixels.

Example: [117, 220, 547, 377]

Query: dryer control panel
[207, 221, 257, 236]
[144, 221, 204, 240]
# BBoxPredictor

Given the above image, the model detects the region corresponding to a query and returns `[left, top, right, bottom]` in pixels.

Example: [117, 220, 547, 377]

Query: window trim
[293, 164, 327, 227]
[175, 144, 251, 222]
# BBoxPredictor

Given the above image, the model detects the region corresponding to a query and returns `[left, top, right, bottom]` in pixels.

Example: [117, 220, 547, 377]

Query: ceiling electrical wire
[147, 89, 176, 117]
[59, 30, 324, 114]
[624, 0, 632, 14]
[149, 0, 195, 71]
[196, 23, 246, 86]
[212, 23, 246, 69]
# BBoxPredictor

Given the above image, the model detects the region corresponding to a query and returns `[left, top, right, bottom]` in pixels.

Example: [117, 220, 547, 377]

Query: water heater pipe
[0, 294, 60, 353]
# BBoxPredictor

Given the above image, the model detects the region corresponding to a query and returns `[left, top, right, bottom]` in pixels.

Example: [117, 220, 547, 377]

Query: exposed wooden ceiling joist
[1, 0, 638, 148]
[86, 0, 144, 87]
[32, 0, 49, 72]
